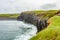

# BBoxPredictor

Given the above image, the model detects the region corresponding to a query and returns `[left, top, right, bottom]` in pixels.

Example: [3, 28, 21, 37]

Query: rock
[56, 11, 60, 16]
[36, 19, 48, 32]
[17, 12, 38, 25]
[17, 13, 26, 21]
[17, 12, 48, 33]
[30, 16, 60, 40]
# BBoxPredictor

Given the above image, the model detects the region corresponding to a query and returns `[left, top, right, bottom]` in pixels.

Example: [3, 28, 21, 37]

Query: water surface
[0, 20, 37, 40]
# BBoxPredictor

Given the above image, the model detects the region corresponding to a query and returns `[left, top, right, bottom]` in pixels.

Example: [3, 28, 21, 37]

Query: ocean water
[0, 20, 37, 40]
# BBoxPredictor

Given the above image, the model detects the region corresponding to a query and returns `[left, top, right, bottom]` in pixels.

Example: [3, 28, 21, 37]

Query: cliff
[17, 10, 60, 32]
[30, 15, 60, 40]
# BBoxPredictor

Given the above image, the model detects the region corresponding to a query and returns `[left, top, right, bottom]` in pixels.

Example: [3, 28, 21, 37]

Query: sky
[0, 0, 60, 13]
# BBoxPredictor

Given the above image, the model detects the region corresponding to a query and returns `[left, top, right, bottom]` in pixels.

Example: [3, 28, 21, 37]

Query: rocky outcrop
[17, 12, 38, 25]
[36, 19, 47, 32]
[17, 12, 48, 33]
[30, 16, 60, 40]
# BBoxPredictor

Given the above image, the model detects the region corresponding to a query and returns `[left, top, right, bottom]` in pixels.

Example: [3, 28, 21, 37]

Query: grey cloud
[0, 0, 60, 13]
[40, 3, 57, 10]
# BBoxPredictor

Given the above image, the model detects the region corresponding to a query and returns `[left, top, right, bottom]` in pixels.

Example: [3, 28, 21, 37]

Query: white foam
[13, 21, 37, 40]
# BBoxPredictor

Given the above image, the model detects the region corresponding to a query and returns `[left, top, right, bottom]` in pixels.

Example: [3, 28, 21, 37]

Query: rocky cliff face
[17, 10, 59, 32]
[17, 13, 38, 25]
[17, 12, 48, 32]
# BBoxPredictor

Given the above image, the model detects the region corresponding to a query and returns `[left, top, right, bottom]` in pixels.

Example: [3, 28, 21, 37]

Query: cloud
[0, 0, 60, 13]
[40, 3, 57, 10]
[40, 1, 60, 10]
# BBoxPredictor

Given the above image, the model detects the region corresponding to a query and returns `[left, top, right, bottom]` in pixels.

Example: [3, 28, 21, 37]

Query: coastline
[0, 17, 17, 20]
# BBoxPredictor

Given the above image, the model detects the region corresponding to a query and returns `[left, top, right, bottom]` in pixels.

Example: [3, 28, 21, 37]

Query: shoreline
[0, 17, 17, 20]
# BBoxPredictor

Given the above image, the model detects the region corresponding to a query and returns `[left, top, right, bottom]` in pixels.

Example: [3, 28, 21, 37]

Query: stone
[36, 19, 47, 32]
[17, 12, 48, 33]
[17, 12, 38, 25]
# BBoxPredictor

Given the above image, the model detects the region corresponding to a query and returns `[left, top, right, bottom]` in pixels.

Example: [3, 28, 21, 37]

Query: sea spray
[13, 21, 37, 40]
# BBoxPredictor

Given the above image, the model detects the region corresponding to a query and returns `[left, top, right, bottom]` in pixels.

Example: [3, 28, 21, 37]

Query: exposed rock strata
[17, 13, 48, 32]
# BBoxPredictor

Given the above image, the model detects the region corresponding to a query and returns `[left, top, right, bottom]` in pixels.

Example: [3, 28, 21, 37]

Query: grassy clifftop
[0, 14, 19, 18]
[0, 10, 59, 19]
[22, 10, 59, 19]
[30, 15, 60, 40]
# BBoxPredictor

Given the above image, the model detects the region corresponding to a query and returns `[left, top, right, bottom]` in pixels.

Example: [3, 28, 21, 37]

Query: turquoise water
[0, 20, 37, 40]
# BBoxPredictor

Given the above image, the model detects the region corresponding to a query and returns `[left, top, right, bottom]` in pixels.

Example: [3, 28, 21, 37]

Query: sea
[0, 20, 37, 40]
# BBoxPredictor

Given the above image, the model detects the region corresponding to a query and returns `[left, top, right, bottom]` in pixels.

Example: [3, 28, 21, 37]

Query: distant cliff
[0, 14, 19, 20]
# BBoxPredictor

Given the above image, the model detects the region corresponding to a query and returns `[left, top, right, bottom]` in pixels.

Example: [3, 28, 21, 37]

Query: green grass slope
[0, 10, 59, 19]
[0, 14, 19, 18]
[22, 10, 59, 20]
[30, 15, 60, 40]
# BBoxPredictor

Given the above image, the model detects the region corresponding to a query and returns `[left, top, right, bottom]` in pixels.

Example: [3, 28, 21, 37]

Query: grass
[30, 15, 60, 40]
[0, 14, 20, 18]
[22, 10, 60, 20]
[0, 10, 59, 19]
